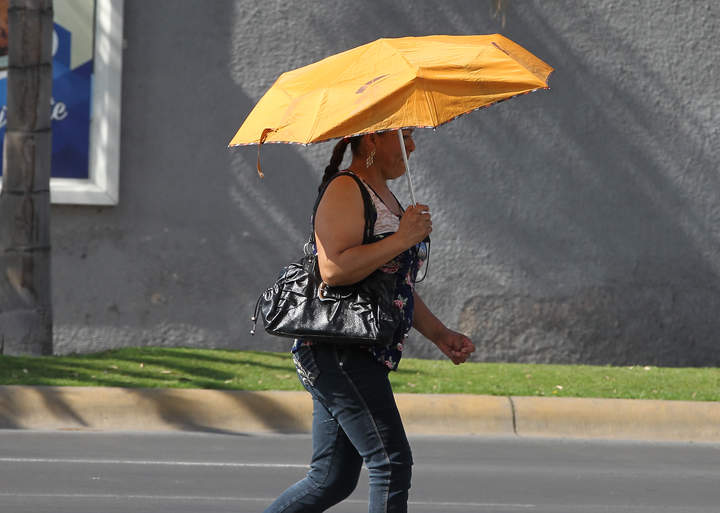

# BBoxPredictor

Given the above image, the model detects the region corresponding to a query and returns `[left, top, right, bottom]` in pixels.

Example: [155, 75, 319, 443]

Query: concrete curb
[1, 385, 718, 442]
[510, 396, 720, 442]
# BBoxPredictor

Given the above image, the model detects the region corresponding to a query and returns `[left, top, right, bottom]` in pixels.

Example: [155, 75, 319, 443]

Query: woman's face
[370, 129, 415, 180]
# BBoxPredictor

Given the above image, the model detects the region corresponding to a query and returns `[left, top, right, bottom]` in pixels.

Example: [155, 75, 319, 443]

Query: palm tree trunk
[0, 0, 53, 355]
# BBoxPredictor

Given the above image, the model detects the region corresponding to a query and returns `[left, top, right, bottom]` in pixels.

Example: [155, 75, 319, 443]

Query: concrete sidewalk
[1, 385, 718, 442]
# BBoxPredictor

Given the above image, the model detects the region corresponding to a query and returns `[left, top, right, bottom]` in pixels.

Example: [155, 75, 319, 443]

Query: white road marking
[0, 457, 308, 468]
[0, 492, 537, 509]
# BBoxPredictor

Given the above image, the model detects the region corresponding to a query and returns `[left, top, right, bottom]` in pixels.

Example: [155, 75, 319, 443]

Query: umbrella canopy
[229, 34, 553, 147]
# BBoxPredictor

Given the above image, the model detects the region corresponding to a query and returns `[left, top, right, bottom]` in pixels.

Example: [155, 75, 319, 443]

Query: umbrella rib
[421, 80, 440, 127]
[490, 40, 551, 86]
[306, 88, 330, 143]
[378, 38, 432, 127]
[379, 38, 419, 74]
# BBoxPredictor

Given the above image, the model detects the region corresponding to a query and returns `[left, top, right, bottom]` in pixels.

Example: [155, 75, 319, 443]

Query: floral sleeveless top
[292, 172, 427, 371]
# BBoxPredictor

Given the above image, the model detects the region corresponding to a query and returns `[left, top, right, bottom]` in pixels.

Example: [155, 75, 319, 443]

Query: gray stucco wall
[51, 1, 719, 365]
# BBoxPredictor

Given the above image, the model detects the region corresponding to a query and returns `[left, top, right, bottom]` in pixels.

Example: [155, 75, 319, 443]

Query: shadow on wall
[51, 0, 325, 355]
[448, 2, 720, 365]
[49, 1, 719, 365]
[240, 1, 720, 365]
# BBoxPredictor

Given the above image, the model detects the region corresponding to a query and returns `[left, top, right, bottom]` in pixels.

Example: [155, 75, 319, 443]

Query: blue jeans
[263, 343, 413, 513]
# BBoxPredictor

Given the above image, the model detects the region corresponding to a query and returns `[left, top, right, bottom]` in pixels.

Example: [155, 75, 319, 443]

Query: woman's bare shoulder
[315, 174, 365, 243]
[318, 174, 364, 209]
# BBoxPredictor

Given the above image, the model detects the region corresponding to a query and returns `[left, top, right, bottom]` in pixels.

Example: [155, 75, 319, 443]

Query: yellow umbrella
[229, 34, 553, 202]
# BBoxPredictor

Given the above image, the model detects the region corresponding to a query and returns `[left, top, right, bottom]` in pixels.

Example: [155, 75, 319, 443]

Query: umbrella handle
[398, 129, 417, 206]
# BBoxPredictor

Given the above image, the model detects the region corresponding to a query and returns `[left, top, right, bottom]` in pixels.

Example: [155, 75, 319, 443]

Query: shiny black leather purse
[251, 172, 402, 345]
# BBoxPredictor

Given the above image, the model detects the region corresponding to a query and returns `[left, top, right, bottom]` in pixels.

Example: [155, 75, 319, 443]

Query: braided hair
[319, 135, 362, 192]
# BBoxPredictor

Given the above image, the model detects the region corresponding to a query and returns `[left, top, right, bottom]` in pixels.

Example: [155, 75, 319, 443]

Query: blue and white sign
[0, 0, 123, 205]
[0, 22, 92, 179]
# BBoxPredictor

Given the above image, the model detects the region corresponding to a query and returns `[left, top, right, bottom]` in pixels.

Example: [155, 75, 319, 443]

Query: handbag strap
[310, 171, 378, 246]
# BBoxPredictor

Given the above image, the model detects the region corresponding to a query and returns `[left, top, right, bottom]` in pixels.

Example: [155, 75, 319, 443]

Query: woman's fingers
[399, 204, 432, 245]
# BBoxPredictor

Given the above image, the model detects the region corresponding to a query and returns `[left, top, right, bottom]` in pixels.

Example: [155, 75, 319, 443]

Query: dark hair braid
[319, 136, 362, 192]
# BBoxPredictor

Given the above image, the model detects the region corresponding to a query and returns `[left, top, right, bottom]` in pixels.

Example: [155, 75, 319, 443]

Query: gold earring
[365, 149, 376, 168]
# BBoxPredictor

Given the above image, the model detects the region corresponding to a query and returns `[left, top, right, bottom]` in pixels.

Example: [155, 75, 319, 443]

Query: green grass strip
[0, 347, 718, 401]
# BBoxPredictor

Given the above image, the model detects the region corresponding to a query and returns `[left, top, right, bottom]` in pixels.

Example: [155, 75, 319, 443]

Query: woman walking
[263, 129, 475, 513]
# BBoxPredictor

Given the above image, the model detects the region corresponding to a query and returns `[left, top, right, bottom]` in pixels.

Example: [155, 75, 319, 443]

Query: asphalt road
[0, 430, 718, 513]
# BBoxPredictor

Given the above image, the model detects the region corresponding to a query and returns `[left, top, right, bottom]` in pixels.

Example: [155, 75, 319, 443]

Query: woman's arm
[413, 291, 475, 364]
[314, 175, 431, 286]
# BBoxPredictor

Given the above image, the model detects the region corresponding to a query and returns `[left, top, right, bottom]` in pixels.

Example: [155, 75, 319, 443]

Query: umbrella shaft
[398, 129, 416, 206]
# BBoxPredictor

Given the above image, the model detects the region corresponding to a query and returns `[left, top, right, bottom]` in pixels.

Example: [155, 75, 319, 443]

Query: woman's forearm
[318, 232, 409, 286]
[413, 291, 476, 364]
[412, 291, 447, 343]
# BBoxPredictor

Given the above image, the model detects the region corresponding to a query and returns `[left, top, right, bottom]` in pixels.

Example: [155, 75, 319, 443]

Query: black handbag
[250, 172, 402, 345]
